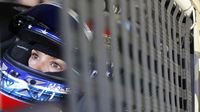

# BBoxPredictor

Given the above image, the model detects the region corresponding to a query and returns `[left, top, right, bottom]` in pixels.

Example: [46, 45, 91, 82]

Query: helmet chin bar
[0, 59, 70, 103]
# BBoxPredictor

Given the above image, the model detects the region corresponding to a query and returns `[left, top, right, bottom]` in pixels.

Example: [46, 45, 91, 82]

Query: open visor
[0, 54, 70, 104]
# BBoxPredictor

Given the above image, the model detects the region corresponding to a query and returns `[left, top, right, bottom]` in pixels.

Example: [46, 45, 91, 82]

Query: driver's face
[28, 49, 66, 73]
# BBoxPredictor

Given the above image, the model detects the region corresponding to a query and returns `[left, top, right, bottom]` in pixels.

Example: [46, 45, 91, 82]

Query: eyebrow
[33, 49, 61, 60]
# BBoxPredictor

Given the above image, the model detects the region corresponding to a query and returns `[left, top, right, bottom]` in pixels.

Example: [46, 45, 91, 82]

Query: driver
[0, 2, 91, 112]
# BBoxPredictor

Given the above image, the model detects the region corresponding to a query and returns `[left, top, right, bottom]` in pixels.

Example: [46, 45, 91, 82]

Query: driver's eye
[50, 62, 62, 71]
[31, 53, 39, 60]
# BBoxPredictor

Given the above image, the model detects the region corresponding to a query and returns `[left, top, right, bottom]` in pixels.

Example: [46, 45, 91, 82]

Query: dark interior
[0, 2, 30, 55]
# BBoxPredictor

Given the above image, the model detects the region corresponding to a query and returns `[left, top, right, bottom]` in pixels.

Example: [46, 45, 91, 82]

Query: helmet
[0, 3, 91, 111]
